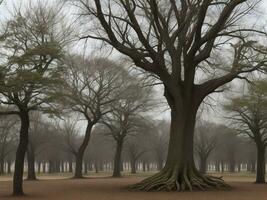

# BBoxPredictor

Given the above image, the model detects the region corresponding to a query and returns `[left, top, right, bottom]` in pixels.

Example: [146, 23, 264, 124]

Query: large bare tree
[74, 0, 267, 191]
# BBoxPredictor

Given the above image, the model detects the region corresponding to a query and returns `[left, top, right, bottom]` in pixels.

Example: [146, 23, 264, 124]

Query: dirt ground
[1, 174, 267, 200]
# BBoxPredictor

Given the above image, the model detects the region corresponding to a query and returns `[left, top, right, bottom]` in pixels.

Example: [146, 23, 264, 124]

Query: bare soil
[0, 175, 267, 200]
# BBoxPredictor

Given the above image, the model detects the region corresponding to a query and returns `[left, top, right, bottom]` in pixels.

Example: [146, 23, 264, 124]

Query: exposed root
[130, 167, 230, 192]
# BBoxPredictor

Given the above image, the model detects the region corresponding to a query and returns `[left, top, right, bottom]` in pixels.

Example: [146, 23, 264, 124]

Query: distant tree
[102, 80, 153, 177]
[147, 120, 169, 171]
[207, 125, 239, 172]
[27, 112, 50, 180]
[55, 57, 126, 178]
[87, 129, 114, 173]
[125, 132, 148, 174]
[245, 142, 257, 172]
[58, 119, 80, 165]
[225, 81, 267, 183]
[0, 116, 17, 174]
[34, 121, 67, 174]
[0, 2, 72, 195]
[194, 121, 218, 173]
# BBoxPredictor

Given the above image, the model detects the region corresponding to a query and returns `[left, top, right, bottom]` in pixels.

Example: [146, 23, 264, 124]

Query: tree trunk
[7, 160, 11, 174]
[251, 160, 256, 172]
[131, 98, 228, 191]
[142, 161, 146, 172]
[37, 162, 41, 174]
[0, 157, 4, 175]
[27, 144, 37, 180]
[68, 160, 73, 173]
[221, 162, 225, 172]
[100, 160, 104, 171]
[256, 144, 265, 183]
[84, 161, 88, 174]
[48, 161, 53, 173]
[55, 161, 60, 173]
[156, 156, 163, 171]
[61, 162, 64, 173]
[113, 138, 123, 177]
[215, 161, 220, 172]
[146, 163, 151, 171]
[199, 155, 207, 174]
[74, 122, 93, 178]
[13, 112, 30, 196]
[42, 161, 46, 173]
[130, 159, 136, 174]
[95, 160, 99, 173]
[229, 161, 235, 172]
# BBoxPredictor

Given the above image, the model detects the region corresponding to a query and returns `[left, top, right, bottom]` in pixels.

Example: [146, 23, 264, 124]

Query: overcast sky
[0, 0, 267, 125]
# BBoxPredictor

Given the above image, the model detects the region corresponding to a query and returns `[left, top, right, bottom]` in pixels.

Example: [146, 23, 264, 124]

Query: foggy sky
[0, 0, 267, 126]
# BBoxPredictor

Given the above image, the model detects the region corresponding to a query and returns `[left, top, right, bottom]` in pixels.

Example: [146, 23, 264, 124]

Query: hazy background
[1, 0, 267, 126]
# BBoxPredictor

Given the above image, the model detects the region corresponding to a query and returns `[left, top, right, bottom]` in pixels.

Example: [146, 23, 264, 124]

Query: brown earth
[0, 175, 267, 200]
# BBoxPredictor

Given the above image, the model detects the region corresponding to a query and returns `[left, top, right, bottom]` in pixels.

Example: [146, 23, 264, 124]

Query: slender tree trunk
[74, 122, 93, 178]
[130, 158, 136, 174]
[156, 154, 163, 171]
[229, 160, 235, 172]
[113, 138, 123, 177]
[27, 144, 37, 180]
[221, 162, 225, 172]
[251, 160, 256, 172]
[61, 162, 64, 173]
[68, 160, 73, 173]
[37, 162, 41, 173]
[199, 155, 207, 174]
[215, 161, 220, 172]
[146, 163, 150, 171]
[84, 161, 88, 175]
[256, 144, 265, 183]
[89, 162, 93, 171]
[13, 112, 30, 196]
[7, 160, 11, 174]
[0, 156, 4, 175]
[132, 94, 228, 191]
[42, 161, 46, 173]
[55, 161, 60, 173]
[95, 160, 99, 173]
[48, 161, 53, 173]
[142, 161, 146, 172]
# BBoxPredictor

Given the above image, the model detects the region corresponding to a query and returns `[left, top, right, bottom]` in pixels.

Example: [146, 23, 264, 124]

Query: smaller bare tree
[27, 112, 51, 180]
[125, 129, 149, 174]
[0, 2, 73, 195]
[148, 120, 169, 171]
[55, 56, 127, 178]
[225, 81, 267, 183]
[102, 78, 154, 177]
[194, 121, 218, 174]
[0, 116, 17, 174]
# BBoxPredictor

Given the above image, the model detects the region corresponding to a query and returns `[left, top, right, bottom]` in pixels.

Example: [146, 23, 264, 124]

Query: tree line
[0, 114, 260, 177]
